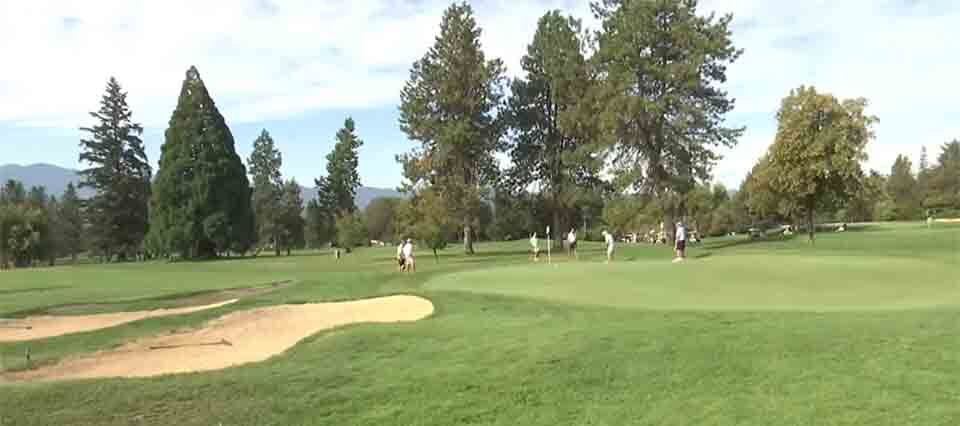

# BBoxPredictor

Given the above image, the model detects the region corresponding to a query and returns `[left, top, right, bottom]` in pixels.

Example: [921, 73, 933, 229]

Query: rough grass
[1, 222, 958, 425]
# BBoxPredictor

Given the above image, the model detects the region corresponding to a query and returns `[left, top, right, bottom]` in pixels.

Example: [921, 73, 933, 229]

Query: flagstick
[547, 226, 551, 264]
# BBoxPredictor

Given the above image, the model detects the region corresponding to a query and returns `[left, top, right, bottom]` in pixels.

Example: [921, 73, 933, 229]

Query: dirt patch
[0, 299, 238, 343]
[43, 280, 293, 316]
[935, 218, 960, 224]
[7, 295, 433, 382]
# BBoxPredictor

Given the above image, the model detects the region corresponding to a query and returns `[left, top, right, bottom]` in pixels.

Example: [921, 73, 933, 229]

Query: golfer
[529, 232, 540, 261]
[675, 221, 687, 260]
[396, 240, 406, 272]
[402, 238, 416, 273]
[603, 230, 615, 263]
[567, 228, 578, 259]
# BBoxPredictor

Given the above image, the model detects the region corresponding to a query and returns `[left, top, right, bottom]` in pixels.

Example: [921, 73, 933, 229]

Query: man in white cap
[674, 221, 687, 261]
[567, 228, 578, 260]
[402, 238, 415, 273]
[396, 239, 406, 272]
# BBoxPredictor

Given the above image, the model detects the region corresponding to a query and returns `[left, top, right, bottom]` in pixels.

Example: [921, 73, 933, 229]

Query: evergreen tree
[305, 199, 332, 248]
[364, 197, 401, 242]
[592, 0, 744, 240]
[398, 2, 506, 255]
[845, 170, 886, 222]
[278, 179, 306, 255]
[27, 186, 47, 209]
[315, 117, 363, 244]
[149, 66, 255, 259]
[317, 118, 363, 215]
[1, 180, 26, 205]
[59, 183, 85, 263]
[335, 212, 367, 252]
[44, 195, 61, 266]
[248, 129, 284, 256]
[506, 11, 602, 248]
[925, 140, 960, 212]
[888, 154, 920, 220]
[79, 77, 151, 261]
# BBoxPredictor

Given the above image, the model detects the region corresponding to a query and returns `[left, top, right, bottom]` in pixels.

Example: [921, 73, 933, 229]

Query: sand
[9, 295, 434, 382]
[0, 299, 238, 343]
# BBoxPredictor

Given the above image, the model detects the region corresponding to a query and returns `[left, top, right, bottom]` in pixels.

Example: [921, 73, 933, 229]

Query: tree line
[391, 1, 958, 250]
[4, 0, 958, 268]
[0, 67, 367, 267]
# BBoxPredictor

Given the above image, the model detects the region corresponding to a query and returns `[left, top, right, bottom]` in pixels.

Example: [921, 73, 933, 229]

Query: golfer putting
[602, 230, 615, 264]
[402, 238, 416, 273]
[567, 228, 578, 260]
[396, 240, 406, 272]
[529, 232, 540, 261]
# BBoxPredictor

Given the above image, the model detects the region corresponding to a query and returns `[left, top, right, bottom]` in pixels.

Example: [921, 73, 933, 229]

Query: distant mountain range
[0, 164, 403, 209]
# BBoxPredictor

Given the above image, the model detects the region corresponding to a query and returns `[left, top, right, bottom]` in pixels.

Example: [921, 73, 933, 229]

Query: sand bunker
[0, 299, 238, 343]
[10, 295, 434, 382]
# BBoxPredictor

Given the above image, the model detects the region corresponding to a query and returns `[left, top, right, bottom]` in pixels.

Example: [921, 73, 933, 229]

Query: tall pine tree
[506, 10, 603, 247]
[79, 77, 152, 261]
[58, 183, 85, 263]
[888, 154, 919, 220]
[149, 66, 255, 259]
[315, 117, 363, 245]
[278, 179, 306, 255]
[926, 140, 960, 211]
[592, 0, 743, 240]
[398, 2, 506, 255]
[247, 129, 284, 256]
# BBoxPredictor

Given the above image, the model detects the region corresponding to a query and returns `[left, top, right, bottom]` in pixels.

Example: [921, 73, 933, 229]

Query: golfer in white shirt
[603, 230, 615, 263]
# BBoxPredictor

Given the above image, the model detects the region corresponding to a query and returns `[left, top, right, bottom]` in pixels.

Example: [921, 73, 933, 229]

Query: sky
[1, 0, 958, 190]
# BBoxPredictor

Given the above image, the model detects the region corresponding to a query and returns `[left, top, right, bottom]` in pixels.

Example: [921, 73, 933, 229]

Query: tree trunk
[434, 248, 439, 263]
[664, 209, 676, 245]
[464, 214, 474, 255]
[807, 199, 816, 244]
[552, 210, 561, 249]
[274, 233, 281, 257]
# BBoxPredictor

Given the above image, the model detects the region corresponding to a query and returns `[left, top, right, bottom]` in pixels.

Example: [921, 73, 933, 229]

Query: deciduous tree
[757, 86, 876, 242]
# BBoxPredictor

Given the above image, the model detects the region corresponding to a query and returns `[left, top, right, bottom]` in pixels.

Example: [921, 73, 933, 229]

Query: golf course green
[1, 222, 958, 425]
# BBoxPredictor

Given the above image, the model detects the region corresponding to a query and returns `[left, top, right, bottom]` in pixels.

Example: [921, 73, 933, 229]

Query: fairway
[1, 223, 959, 425]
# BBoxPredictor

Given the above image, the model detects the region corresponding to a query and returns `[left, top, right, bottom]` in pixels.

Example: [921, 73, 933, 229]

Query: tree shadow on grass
[0, 286, 71, 296]
[1, 281, 293, 318]
[703, 234, 800, 251]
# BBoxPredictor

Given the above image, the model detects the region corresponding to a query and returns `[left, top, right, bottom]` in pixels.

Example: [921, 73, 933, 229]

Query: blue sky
[1, 0, 958, 190]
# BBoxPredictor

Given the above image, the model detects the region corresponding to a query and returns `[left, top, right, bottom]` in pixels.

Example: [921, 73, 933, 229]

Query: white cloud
[699, 0, 960, 186]
[1, 0, 957, 188]
[0, 0, 588, 129]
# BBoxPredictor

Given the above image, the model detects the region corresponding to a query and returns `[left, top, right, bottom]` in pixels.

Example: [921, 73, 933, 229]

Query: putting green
[426, 254, 959, 311]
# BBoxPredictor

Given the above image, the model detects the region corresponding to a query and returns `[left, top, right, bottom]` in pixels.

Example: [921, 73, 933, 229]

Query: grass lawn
[1, 222, 958, 425]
